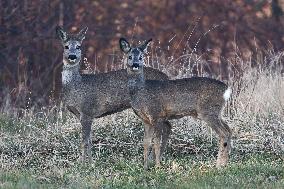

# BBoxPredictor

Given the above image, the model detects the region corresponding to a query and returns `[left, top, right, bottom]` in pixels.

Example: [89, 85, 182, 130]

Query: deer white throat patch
[62, 69, 74, 84]
[223, 87, 232, 101]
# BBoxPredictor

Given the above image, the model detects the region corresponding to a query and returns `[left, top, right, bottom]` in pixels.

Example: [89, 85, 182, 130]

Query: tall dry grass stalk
[227, 52, 284, 153]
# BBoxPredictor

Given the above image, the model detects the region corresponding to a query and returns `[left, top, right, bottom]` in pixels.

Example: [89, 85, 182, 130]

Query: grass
[0, 51, 283, 188]
[0, 152, 283, 188]
[0, 109, 283, 188]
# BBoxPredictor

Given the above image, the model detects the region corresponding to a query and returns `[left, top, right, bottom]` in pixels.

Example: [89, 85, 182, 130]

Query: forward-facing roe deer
[56, 27, 171, 162]
[119, 38, 232, 169]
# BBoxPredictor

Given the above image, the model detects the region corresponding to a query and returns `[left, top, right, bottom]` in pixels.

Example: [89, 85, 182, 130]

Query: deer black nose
[68, 55, 77, 60]
[132, 63, 139, 68]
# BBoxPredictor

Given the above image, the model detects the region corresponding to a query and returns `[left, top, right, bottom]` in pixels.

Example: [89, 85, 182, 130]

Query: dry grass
[0, 51, 283, 188]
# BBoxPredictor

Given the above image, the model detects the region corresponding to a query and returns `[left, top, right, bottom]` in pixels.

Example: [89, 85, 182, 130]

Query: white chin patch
[132, 67, 139, 71]
[69, 59, 76, 63]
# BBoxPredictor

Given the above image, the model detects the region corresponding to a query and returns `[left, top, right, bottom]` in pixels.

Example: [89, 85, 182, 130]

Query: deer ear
[119, 38, 131, 53]
[77, 26, 88, 42]
[139, 38, 152, 52]
[56, 26, 68, 42]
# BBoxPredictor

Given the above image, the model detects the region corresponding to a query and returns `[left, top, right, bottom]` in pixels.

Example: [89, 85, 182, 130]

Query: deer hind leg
[80, 114, 93, 163]
[202, 114, 232, 168]
[143, 123, 155, 170]
[216, 119, 232, 167]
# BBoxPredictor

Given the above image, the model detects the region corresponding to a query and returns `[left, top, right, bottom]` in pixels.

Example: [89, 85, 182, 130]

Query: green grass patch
[0, 154, 283, 189]
[0, 107, 283, 188]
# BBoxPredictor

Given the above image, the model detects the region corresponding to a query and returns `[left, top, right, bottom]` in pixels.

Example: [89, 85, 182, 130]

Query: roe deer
[119, 38, 232, 169]
[56, 27, 171, 162]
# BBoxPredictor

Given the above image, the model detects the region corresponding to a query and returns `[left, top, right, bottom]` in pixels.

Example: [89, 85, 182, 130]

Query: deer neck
[127, 69, 145, 96]
[62, 59, 81, 85]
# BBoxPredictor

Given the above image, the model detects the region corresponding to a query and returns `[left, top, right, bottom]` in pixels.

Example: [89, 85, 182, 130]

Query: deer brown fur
[119, 38, 232, 169]
[56, 27, 170, 162]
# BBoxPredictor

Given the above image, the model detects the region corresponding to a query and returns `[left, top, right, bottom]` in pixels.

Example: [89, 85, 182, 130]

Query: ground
[0, 153, 283, 189]
[0, 110, 283, 189]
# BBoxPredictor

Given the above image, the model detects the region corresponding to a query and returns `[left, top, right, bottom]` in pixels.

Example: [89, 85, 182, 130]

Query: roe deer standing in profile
[119, 38, 232, 169]
[56, 27, 171, 162]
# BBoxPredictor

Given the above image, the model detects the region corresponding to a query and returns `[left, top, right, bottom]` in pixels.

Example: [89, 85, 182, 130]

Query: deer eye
[65, 46, 69, 49]
[76, 45, 81, 49]
[128, 56, 132, 60]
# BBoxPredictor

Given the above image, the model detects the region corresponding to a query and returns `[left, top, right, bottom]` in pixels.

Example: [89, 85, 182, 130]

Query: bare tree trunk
[277, 0, 284, 11]
[272, 0, 284, 21]
[59, 1, 64, 26]
[52, 1, 64, 101]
